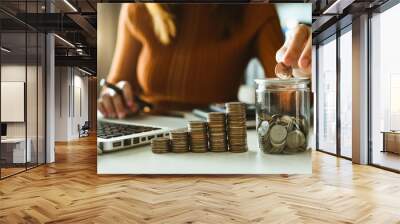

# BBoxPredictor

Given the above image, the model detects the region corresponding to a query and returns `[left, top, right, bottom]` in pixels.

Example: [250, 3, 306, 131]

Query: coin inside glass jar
[269, 124, 287, 144]
[256, 112, 309, 154]
[258, 121, 269, 136]
[286, 129, 306, 149]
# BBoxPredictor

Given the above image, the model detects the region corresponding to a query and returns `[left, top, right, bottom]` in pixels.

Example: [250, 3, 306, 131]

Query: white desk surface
[1, 137, 28, 143]
[97, 113, 312, 175]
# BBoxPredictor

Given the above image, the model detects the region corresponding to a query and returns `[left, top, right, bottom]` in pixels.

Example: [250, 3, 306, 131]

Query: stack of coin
[170, 130, 190, 153]
[226, 102, 248, 153]
[188, 121, 208, 153]
[257, 114, 308, 154]
[207, 112, 227, 152]
[151, 138, 170, 154]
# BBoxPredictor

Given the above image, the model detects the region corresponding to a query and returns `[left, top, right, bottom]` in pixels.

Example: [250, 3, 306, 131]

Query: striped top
[108, 3, 283, 110]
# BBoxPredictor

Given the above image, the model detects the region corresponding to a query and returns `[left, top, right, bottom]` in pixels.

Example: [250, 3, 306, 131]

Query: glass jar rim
[255, 78, 310, 91]
[255, 77, 310, 85]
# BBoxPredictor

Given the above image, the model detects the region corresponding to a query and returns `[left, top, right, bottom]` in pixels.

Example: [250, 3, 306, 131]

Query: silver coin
[281, 116, 294, 132]
[269, 124, 287, 144]
[270, 141, 285, 153]
[280, 115, 292, 124]
[258, 121, 269, 136]
[271, 114, 281, 123]
[286, 129, 306, 149]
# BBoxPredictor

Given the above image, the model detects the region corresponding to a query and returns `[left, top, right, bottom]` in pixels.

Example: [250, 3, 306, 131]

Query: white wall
[1, 65, 26, 141]
[54, 67, 89, 141]
[54, 66, 69, 141]
[1, 65, 37, 138]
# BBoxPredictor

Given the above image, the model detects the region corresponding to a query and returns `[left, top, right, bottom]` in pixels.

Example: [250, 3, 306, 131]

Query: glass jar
[255, 78, 311, 154]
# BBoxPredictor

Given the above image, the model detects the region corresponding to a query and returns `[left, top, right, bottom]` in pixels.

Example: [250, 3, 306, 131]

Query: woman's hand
[275, 24, 312, 77]
[97, 81, 138, 119]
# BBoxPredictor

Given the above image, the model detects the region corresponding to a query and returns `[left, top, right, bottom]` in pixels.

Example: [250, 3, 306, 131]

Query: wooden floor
[0, 135, 400, 224]
[1, 167, 26, 178]
[1, 163, 45, 178]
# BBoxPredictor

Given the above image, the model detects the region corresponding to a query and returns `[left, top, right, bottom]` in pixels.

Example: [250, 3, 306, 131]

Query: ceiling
[1, 0, 97, 74]
[0, 0, 393, 75]
[311, 0, 390, 43]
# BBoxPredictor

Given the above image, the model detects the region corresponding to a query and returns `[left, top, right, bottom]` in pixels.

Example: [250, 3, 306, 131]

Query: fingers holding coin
[275, 24, 312, 78]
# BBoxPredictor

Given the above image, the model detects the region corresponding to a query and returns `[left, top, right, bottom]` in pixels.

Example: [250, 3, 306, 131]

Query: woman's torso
[129, 4, 273, 109]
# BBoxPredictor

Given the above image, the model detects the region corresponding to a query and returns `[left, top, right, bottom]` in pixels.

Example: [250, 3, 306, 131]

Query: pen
[100, 79, 153, 112]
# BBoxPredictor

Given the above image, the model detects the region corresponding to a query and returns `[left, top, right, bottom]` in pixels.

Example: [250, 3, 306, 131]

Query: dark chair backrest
[82, 121, 90, 130]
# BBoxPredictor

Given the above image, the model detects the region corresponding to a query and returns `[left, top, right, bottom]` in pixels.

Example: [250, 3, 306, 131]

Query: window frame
[0, 0, 48, 180]
[314, 20, 353, 161]
[367, 0, 400, 173]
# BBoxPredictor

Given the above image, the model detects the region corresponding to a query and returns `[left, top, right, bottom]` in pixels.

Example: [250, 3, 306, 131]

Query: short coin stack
[170, 130, 190, 153]
[226, 102, 248, 152]
[207, 112, 228, 152]
[188, 121, 208, 153]
[151, 137, 170, 154]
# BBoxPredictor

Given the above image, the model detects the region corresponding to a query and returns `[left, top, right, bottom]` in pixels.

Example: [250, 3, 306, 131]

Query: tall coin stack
[226, 102, 248, 153]
[170, 130, 190, 153]
[188, 121, 209, 153]
[207, 112, 228, 152]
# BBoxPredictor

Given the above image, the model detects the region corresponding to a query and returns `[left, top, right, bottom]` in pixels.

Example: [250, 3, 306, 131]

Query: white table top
[1, 137, 29, 143]
[97, 113, 312, 174]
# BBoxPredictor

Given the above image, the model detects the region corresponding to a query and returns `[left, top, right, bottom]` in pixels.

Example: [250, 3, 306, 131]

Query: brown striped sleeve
[107, 4, 143, 93]
[254, 5, 284, 77]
